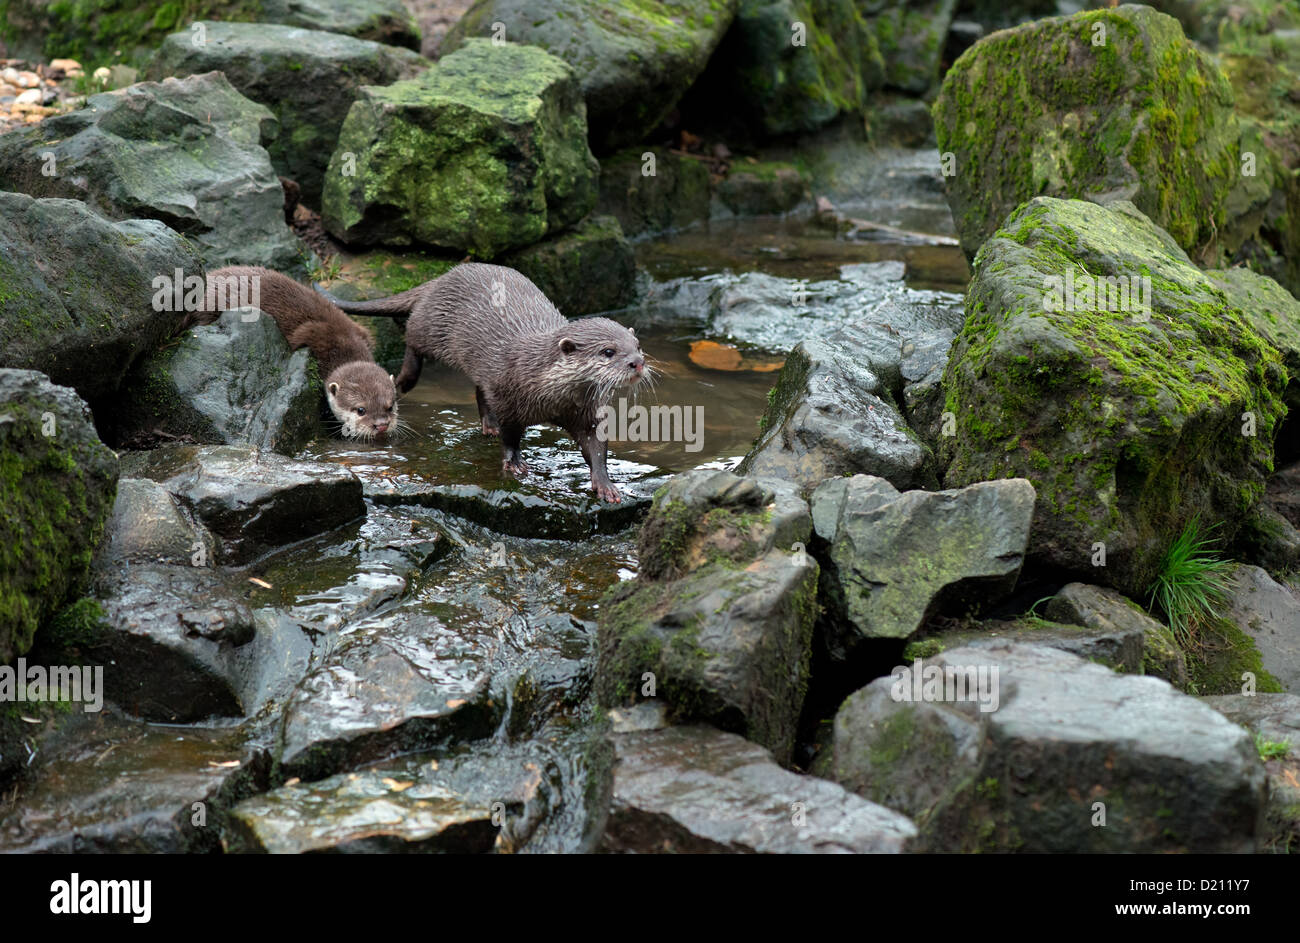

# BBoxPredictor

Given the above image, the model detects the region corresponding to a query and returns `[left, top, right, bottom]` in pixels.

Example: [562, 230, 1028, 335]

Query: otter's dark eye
[602, 348, 616, 357]
[356, 407, 366, 416]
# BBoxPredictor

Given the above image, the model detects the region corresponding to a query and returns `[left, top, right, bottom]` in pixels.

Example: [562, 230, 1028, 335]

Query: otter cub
[329, 263, 647, 502]
[190, 266, 398, 439]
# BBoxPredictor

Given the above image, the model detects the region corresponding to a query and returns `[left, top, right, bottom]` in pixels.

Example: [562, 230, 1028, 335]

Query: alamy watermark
[151, 268, 261, 315]
[890, 659, 1000, 713]
[0, 658, 103, 712]
[596, 398, 704, 452]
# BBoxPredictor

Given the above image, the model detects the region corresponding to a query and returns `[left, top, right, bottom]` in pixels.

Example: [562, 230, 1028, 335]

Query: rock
[1206, 266, 1300, 453]
[933, 6, 1240, 261]
[146, 22, 429, 206]
[366, 479, 653, 541]
[828, 643, 1267, 851]
[714, 160, 809, 217]
[260, 0, 421, 49]
[1235, 503, 1300, 574]
[0, 714, 270, 853]
[738, 328, 936, 495]
[0, 73, 302, 271]
[444, 0, 738, 153]
[499, 214, 636, 316]
[941, 197, 1287, 596]
[1200, 692, 1300, 854]
[229, 739, 586, 852]
[595, 470, 818, 764]
[861, 0, 958, 94]
[1267, 462, 1300, 529]
[683, 0, 885, 137]
[1216, 22, 1300, 298]
[1220, 564, 1300, 693]
[96, 479, 215, 568]
[101, 309, 324, 455]
[120, 445, 365, 565]
[928, 615, 1146, 675]
[1044, 582, 1188, 687]
[696, 262, 962, 354]
[952, 0, 1054, 30]
[865, 96, 938, 148]
[0, 370, 118, 663]
[276, 605, 502, 780]
[322, 39, 598, 255]
[595, 146, 711, 238]
[0, 0, 420, 64]
[810, 475, 1035, 652]
[601, 726, 916, 853]
[0, 193, 205, 401]
[35, 564, 256, 723]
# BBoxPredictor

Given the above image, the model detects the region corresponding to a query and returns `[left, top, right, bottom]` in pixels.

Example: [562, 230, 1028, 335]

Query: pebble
[49, 58, 82, 77]
[14, 88, 40, 105]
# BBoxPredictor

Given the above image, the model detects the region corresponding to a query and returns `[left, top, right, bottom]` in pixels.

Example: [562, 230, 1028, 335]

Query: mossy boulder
[861, 0, 958, 94]
[499, 214, 636, 316]
[595, 146, 711, 238]
[809, 474, 1035, 652]
[684, 0, 886, 137]
[1043, 582, 1188, 687]
[0, 369, 119, 664]
[0, 72, 301, 271]
[828, 642, 1268, 852]
[941, 197, 1288, 597]
[146, 22, 429, 206]
[1217, 26, 1300, 298]
[0, 0, 418, 66]
[0, 192, 205, 401]
[714, 160, 809, 216]
[100, 309, 324, 454]
[595, 470, 818, 764]
[322, 39, 599, 256]
[443, 0, 738, 153]
[933, 5, 1241, 262]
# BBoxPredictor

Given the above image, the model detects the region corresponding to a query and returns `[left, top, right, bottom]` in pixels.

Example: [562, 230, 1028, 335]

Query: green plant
[1146, 516, 1234, 647]
[1255, 733, 1291, 761]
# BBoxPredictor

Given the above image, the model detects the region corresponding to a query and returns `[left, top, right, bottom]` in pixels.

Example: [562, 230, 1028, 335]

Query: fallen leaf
[208, 760, 241, 768]
[446, 698, 466, 709]
[382, 778, 414, 792]
[248, 577, 272, 589]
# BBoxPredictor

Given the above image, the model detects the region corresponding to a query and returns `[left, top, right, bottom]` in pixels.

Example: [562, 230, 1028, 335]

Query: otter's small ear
[628, 327, 635, 335]
[389, 374, 395, 386]
[559, 337, 578, 354]
[328, 382, 339, 396]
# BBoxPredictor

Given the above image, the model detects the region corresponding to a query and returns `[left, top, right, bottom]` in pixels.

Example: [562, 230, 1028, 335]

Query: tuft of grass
[1255, 733, 1291, 761]
[1146, 516, 1234, 647]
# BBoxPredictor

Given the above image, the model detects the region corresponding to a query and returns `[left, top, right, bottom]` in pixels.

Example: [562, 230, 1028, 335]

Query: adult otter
[329, 263, 647, 502]
[188, 266, 398, 439]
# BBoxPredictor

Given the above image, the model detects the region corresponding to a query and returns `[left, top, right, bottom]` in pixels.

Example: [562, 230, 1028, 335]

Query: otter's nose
[631, 357, 645, 374]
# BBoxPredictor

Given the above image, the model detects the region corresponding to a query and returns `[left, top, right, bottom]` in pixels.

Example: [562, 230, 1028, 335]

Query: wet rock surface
[120, 445, 365, 565]
[602, 725, 916, 853]
[103, 309, 323, 454]
[0, 712, 270, 853]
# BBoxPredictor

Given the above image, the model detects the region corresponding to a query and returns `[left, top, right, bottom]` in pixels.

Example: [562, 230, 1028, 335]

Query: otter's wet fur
[330, 263, 648, 502]
[188, 266, 398, 439]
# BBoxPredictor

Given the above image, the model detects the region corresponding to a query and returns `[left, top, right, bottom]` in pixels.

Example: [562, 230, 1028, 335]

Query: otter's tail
[320, 284, 425, 317]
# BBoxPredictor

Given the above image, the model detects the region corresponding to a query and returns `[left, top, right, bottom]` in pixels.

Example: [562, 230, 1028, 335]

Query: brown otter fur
[188, 265, 398, 439]
[330, 263, 647, 501]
